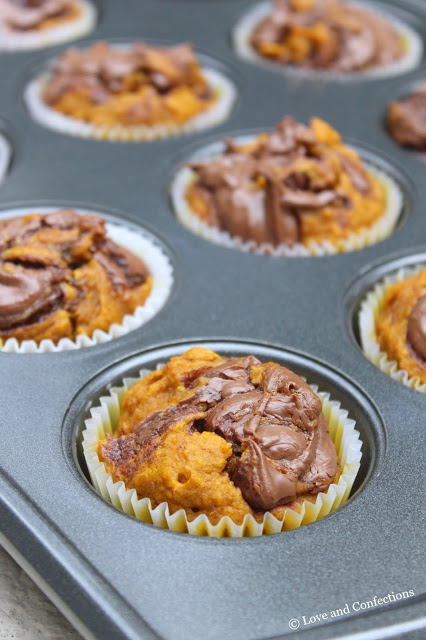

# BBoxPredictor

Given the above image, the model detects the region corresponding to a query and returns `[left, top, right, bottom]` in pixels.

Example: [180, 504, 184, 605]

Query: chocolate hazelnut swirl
[0, 209, 152, 345]
[41, 41, 215, 128]
[98, 348, 339, 524]
[185, 116, 385, 248]
[407, 294, 426, 363]
[0, 0, 75, 31]
[250, 0, 404, 72]
[388, 85, 426, 151]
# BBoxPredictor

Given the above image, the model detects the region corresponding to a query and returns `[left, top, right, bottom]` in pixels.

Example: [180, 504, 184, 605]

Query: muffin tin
[0, 1, 425, 639]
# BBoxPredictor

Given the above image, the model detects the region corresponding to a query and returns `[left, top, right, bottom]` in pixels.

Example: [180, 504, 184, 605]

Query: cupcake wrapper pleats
[82, 369, 363, 537]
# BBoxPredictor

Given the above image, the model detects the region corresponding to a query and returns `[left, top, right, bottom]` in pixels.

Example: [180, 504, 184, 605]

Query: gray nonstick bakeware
[0, 1, 425, 639]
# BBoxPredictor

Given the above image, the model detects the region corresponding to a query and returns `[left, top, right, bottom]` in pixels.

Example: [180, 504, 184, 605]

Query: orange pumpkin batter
[98, 347, 340, 526]
[186, 117, 386, 248]
[0, 209, 152, 345]
[43, 42, 216, 128]
[376, 269, 426, 385]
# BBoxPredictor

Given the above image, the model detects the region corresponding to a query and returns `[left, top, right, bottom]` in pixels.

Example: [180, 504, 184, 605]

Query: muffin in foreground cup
[233, 0, 423, 79]
[388, 83, 426, 151]
[82, 347, 362, 537]
[0, 0, 96, 51]
[24, 41, 237, 141]
[0, 132, 11, 184]
[0, 208, 173, 353]
[171, 116, 402, 256]
[359, 264, 426, 392]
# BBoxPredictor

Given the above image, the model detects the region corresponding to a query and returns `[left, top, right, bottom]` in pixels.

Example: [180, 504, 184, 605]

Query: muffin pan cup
[81, 362, 362, 537]
[0, 1, 426, 640]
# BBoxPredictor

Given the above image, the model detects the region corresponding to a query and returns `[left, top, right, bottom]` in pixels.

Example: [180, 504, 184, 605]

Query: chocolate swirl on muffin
[250, 0, 404, 72]
[41, 42, 215, 128]
[407, 294, 426, 362]
[98, 348, 339, 523]
[185, 116, 386, 248]
[0, 209, 151, 344]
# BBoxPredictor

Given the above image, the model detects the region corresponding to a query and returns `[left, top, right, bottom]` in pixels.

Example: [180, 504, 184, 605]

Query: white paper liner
[82, 366, 363, 537]
[233, 0, 423, 80]
[0, 133, 11, 184]
[0, 207, 174, 353]
[359, 263, 426, 393]
[0, 0, 96, 51]
[24, 66, 237, 141]
[170, 139, 403, 257]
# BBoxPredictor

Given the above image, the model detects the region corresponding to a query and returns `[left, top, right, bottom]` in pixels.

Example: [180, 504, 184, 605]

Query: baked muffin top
[185, 116, 385, 248]
[41, 41, 216, 128]
[0, 209, 151, 344]
[98, 347, 339, 525]
[376, 268, 426, 385]
[250, 0, 404, 72]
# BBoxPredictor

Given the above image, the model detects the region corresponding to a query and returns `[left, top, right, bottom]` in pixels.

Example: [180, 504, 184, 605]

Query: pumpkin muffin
[0, 0, 96, 51]
[24, 41, 236, 141]
[388, 84, 426, 151]
[233, 0, 422, 77]
[96, 347, 341, 528]
[0, 209, 153, 346]
[172, 116, 401, 255]
[373, 268, 426, 386]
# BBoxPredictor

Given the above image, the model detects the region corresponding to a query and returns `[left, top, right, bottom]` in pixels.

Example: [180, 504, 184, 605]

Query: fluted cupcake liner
[82, 366, 363, 537]
[0, 0, 96, 51]
[171, 160, 403, 257]
[0, 210, 173, 353]
[359, 264, 426, 393]
[233, 0, 423, 80]
[24, 67, 237, 141]
[0, 133, 11, 184]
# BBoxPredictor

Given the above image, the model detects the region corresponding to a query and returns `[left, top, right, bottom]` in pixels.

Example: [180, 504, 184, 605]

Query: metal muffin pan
[0, 1, 425, 639]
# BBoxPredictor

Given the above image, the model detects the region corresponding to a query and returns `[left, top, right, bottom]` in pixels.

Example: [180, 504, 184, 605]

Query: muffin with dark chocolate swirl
[388, 84, 426, 151]
[0, 208, 173, 351]
[233, 0, 422, 78]
[359, 265, 426, 392]
[83, 347, 363, 536]
[24, 41, 236, 141]
[172, 116, 402, 256]
[0, 0, 96, 51]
